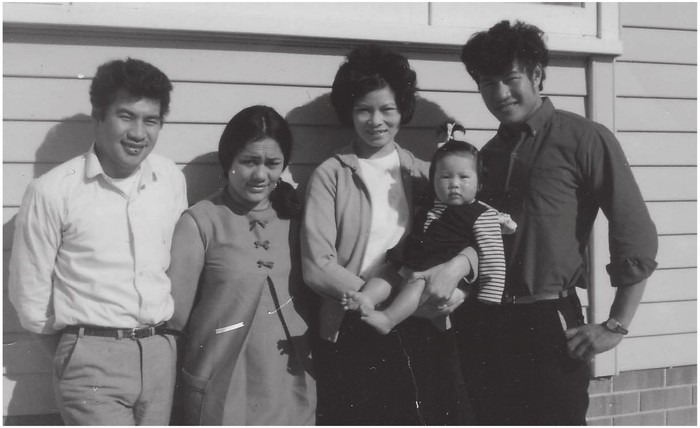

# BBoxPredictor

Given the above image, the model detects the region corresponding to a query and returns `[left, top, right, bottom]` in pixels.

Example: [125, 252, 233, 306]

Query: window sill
[4, 2, 623, 57]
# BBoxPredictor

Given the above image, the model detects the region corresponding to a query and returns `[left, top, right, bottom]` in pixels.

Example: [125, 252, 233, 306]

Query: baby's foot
[361, 311, 396, 335]
[343, 291, 374, 313]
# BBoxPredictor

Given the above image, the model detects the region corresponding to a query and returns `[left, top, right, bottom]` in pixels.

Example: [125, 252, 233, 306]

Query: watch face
[605, 318, 628, 335]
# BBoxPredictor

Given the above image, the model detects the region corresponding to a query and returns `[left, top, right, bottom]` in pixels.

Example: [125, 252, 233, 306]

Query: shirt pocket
[525, 166, 575, 216]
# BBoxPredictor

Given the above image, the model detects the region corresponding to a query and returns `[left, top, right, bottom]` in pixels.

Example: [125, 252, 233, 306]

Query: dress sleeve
[580, 125, 658, 286]
[300, 165, 365, 300]
[167, 212, 205, 331]
[8, 182, 63, 334]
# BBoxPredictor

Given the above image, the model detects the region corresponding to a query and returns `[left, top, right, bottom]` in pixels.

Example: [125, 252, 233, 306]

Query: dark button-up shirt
[479, 98, 658, 299]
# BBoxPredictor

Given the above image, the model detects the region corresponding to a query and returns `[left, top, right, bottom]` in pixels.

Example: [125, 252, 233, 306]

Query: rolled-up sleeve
[583, 125, 659, 287]
[9, 182, 63, 334]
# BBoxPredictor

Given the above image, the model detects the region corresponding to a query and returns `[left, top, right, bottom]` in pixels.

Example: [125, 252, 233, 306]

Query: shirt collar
[497, 97, 555, 142]
[84, 143, 155, 183]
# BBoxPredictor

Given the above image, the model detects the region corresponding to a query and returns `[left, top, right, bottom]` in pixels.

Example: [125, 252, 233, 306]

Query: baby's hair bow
[437, 122, 468, 147]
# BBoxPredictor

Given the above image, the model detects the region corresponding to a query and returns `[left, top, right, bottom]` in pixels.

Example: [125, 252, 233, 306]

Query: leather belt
[63, 324, 185, 340]
[504, 288, 575, 305]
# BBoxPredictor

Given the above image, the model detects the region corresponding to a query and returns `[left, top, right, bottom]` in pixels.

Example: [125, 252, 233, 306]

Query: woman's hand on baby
[413, 288, 466, 318]
[411, 251, 474, 307]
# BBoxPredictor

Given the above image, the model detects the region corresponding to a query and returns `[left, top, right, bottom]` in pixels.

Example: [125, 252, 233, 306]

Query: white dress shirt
[9, 146, 188, 334]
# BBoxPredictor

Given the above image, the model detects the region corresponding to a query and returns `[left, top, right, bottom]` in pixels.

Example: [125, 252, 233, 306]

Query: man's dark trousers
[454, 292, 591, 425]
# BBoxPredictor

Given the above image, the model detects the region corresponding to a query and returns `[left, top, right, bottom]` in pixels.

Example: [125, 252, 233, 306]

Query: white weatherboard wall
[2, 1, 695, 418]
[609, 2, 697, 373]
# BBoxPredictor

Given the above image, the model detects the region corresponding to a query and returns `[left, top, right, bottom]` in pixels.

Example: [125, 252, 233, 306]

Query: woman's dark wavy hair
[218, 105, 302, 219]
[460, 20, 549, 91]
[428, 140, 483, 193]
[330, 44, 417, 126]
[90, 58, 173, 120]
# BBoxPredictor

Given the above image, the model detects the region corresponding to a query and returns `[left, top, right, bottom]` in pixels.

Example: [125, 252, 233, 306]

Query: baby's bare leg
[343, 277, 392, 312]
[362, 278, 426, 335]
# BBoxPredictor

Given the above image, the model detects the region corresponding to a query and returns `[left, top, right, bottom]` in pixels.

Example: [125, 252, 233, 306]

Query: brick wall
[5, 365, 697, 425]
[587, 365, 697, 425]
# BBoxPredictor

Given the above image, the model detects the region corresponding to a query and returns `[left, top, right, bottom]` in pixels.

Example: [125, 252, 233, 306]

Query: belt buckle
[129, 326, 156, 339]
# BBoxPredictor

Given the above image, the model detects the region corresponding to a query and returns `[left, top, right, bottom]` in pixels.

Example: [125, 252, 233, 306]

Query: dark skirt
[312, 312, 474, 425]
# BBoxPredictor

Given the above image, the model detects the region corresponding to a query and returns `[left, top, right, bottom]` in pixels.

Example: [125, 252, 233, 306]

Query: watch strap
[603, 318, 629, 335]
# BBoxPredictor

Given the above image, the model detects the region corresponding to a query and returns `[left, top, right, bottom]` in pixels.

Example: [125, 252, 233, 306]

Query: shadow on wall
[183, 91, 461, 205]
[33, 115, 95, 178]
[181, 151, 222, 205]
[283, 91, 460, 182]
[284, 93, 349, 196]
[3, 88, 458, 423]
[4, 115, 93, 424]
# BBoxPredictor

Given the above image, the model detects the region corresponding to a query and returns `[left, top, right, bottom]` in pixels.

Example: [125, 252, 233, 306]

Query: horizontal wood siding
[3, 1, 696, 417]
[617, 333, 697, 372]
[619, 27, 697, 64]
[612, 2, 697, 373]
[620, 2, 697, 30]
[4, 25, 588, 417]
[618, 133, 697, 166]
[615, 62, 696, 99]
[642, 268, 697, 303]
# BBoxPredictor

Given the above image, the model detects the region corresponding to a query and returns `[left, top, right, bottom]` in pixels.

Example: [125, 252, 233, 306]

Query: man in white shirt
[9, 58, 188, 425]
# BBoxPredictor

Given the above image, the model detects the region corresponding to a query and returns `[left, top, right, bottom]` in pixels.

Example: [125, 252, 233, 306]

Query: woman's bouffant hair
[460, 20, 549, 91]
[218, 105, 302, 218]
[90, 58, 173, 120]
[330, 44, 417, 126]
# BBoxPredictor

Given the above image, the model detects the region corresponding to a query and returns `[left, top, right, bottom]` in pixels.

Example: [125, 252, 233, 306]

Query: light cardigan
[301, 142, 431, 342]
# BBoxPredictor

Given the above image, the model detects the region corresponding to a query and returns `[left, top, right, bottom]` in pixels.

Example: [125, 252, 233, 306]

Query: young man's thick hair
[90, 58, 173, 120]
[460, 20, 549, 91]
[330, 44, 417, 126]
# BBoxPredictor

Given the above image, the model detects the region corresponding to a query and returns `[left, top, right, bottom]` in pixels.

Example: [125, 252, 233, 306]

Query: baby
[343, 130, 515, 334]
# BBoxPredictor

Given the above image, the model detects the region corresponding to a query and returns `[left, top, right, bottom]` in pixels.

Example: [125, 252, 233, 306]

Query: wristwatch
[602, 318, 629, 335]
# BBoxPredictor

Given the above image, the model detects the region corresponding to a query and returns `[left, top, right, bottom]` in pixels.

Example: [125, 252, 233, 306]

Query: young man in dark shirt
[453, 20, 658, 425]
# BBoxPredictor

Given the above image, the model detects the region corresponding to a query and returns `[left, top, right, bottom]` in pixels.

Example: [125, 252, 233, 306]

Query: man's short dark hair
[460, 20, 549, 91]
[330, 44, 417, 126]
[90, 58, 173, 120]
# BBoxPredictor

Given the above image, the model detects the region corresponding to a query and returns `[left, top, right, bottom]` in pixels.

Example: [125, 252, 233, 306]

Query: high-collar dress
[172, 189, 316, 425]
